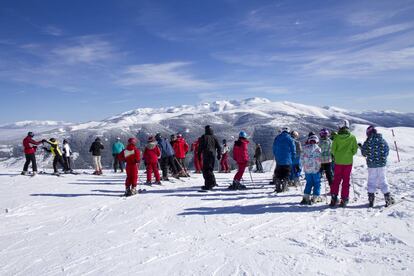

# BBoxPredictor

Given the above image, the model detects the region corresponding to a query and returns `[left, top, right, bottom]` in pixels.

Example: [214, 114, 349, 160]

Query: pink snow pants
[234, 162, 247, 181]
[330, 164, 353, 199]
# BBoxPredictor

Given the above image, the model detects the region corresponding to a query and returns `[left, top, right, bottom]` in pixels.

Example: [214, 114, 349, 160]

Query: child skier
[319, 128, 333, 187]
[119, 138, 141, 196]
[289, 130, 302, 186]
[43, 138, 68, 174]
[330, 120, 358, 207]
[360, 126, 395, 207]
[228, 131, 249, 190]
[273, 127, 296, 193]
[112, 137, 125, 173]
[220, 139, 230, 173]
[143, 136, 161, 185]
[300, 135, 322, 204]
[191, 138, 202, 173]
[62, 139, 73, 173]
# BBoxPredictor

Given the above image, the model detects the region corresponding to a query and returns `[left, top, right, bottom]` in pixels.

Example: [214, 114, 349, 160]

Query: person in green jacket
[329, 119, 358, 207]
[112, 137, 125, 173]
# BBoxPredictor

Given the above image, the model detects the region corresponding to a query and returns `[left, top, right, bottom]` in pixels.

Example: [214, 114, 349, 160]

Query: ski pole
[391, 129, 400, 162]
[248, 167, 254, 185]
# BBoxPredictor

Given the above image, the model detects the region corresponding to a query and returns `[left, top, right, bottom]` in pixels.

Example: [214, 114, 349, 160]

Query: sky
[1, 0, 414, 124]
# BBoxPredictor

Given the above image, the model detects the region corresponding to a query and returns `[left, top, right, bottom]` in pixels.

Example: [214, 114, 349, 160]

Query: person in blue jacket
[112, 137, 125, 173]
[155, 133, 179, 180]
[273, 127, 296, 193]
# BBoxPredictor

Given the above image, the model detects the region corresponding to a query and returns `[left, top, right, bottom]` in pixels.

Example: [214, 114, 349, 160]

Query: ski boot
[228, 180, 239, 190]
[329, 195, 338, 207]
[368, 193, 375, 208]
[130, 187, 137, 195]
[312, 196, 323, 204]
[339, 198, 349, 208]
[154, 181, 162, 185]
[124, 186, 132, 197]
[144, 181, 152, 186]
[384, 193, 395, 207]
[300, 194, 312, 205]
[162, 176, 169, 181]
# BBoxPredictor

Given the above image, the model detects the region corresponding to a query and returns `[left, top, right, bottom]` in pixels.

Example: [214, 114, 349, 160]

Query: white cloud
[349, 23, 414, 41]
[42, 25, 63, 36]
[117, 62, 213, 89]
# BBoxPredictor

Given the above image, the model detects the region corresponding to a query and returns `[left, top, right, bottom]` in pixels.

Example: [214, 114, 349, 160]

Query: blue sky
[1, 0, 414, 124]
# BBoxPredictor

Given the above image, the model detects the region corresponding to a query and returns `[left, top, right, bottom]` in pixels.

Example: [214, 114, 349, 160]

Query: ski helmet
[155, 133, 161, 140]
[338, 119, 350, 129]
[281, 127, 290, 133]
[319, 128, 330, 138]
[28, 131, 34, 137]
[95, 137, 101, 142]
[290, 131, 299, 139]
[222, 139, 227, 144]
[50, 138, 56, 142]
[239, 131, 248, 138]
[308, 131, 316, 137]
[366, 125, 377, 136]
[147, 136, 155, 142]
[308, 135, 319, 144]
[128, 137, 137, 145]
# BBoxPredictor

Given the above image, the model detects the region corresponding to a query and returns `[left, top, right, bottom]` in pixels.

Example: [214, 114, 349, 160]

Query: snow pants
[146, 161, 160, 182]
[320, 162, 333, 186]
[255, 157, 263, 172]
[160, 156, 178, 177]
[331, 164, 353, 199]
[23, 153, 37, 172]
[290, 162, 301, 180]
[113, 154, 124, 172]
[234, 162, 248, 181]
[194, 154, 202, 172]
[93, 156, 102, 171]
[274, 165, 291, 192]
[202, 152, 217, 188]
[367, 167, 389, 194]
[53, 155, 67, 173]
[64, 156, 72, 171]
[304, 173, 321, 196]
[220, 153, 229, 172]
[125, 163, 138, 188]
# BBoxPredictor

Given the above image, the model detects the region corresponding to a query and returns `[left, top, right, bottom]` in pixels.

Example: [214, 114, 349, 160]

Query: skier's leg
[153, 162, 161, 182]
[330, 164, 342, 196]
[367, 168, 376, 194]
[113, 154, 117, 172]
[378, 167, 389, 194]
[31, 154, 38, 172]
[340, 164, 352, 200]
[53, 156, 58, 173]
[304, 174, 312, 195]
[23, 154, 31, 172]
[146, 162, 153, 182]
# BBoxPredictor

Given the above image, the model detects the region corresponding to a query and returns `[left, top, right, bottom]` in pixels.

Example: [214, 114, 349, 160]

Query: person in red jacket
[143, 136, 161, 185]
[229, 131, 249, 190]
[119, 138, 141, 196]
[191, 138, 202, 173]
[172, 133, 189, 177]
[21, 132, 45, 175]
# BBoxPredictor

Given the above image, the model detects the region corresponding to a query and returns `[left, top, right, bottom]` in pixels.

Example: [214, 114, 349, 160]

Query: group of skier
[20, 118, 395, 206]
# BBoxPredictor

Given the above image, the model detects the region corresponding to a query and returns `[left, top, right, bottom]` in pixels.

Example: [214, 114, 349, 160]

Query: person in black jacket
[89, 137, 104, 175]
[198, 125, 221, 190]
[254, 143, 264, 173]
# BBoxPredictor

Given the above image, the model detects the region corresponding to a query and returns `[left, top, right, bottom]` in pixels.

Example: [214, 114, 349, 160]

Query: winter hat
[28, 131, 34, 137]
[128, 137, 137, 145]
[239, 131, 248, 138]
[155, 133, 162, 140]
[290, 131, 299, 139]
[177, 133, 183, 138]
[366, 125, 377, 136]
[205, 125, 213, 135]
[338, 119, 350, 129]
[95, 137, 101, 142]
[147, 136, 156, 142]
[308, 131, 316, 137]
[281, 127, 290, 133]
[222, 139, 227, 144]
[319, 128, 330, 138]
[308, 135, 319, 144]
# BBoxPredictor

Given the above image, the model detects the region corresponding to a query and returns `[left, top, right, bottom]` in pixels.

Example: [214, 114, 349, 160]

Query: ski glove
[217, 154, 221, 161]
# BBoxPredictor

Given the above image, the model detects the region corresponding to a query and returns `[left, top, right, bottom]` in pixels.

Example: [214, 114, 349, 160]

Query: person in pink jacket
[228, 131, 249, 190]
[144, 136, 161, 185]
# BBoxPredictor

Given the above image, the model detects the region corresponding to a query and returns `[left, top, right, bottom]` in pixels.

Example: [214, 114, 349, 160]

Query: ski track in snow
[0, 158, 414, 275]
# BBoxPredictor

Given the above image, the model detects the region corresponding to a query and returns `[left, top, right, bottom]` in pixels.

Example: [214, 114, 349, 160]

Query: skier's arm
[384, 139, 390, 157]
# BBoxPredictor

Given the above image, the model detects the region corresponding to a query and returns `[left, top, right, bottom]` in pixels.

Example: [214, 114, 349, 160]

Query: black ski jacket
[198, 126, 221, 159]
[89, 141, 104, 156]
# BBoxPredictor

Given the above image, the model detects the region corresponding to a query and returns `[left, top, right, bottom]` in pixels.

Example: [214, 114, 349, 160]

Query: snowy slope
[0, 126, 413, 275]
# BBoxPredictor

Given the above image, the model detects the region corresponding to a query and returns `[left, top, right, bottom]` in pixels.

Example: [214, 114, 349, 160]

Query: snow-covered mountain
[1, 98, 413, 169]
[0, 120, 73, 141]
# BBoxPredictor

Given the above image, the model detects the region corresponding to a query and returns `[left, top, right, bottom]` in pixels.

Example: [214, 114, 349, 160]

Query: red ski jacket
[23, 136, 42, 154]
[120, 144, 141, 165]
[233, 138, 249, 163]
[173, 137, 189, 159]
[143, 143, 161, 163]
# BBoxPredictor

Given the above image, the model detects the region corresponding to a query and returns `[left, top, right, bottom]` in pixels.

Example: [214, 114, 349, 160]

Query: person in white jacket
[62, 139, 73, 172]
[300, 135, 322, 205]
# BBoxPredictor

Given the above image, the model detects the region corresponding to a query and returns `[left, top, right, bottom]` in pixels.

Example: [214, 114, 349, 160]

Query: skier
[198, 125, 221, 190]
[155, 133, 179, 180]
[172, 133, 189, 177]
[43, 138, 68, 174]
[289, 131, 302, 186]
[330, 119, 358, 207]
[119, 138, 141, 196]
[228, 131, 249, 190]
[21, 132, 45, 175]
[254, 143, 264, 173]
[143, 136, 161, 185]
[112, 137, 125, 173]
[220, 139, 230, 173]
[300, 135, 322, 204]
[360, 126, 395, 207]
[272, 127, 296, 193]
[89, 137, 104, 175]
[319, 128, 333, 188]
[191, 138, 203, 173]
[62, 139, 73, 172]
